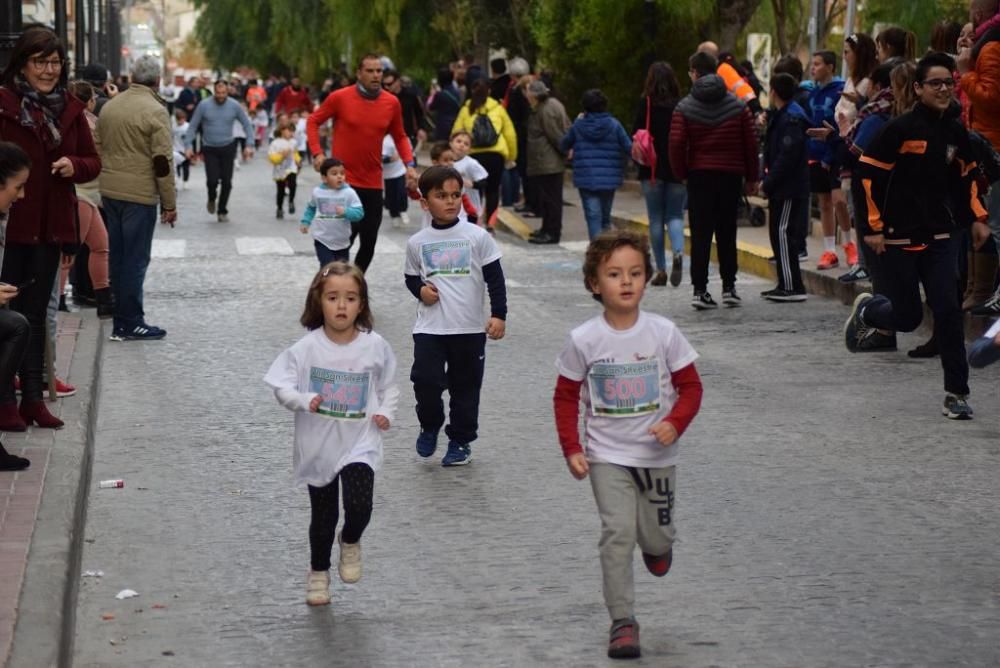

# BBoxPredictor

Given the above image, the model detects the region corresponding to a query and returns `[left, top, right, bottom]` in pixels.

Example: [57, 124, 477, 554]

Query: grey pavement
[70, 154, 1000, 667]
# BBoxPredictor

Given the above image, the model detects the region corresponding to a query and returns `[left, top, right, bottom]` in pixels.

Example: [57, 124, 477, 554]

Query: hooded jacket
[960, 18, 1000, 151]
[857, 101, 987, 242]
[560, 112, 632, 191]
[807, 77, 845, 165]
[763, 101, 810, 200]
[668, 74, 759, 181]
[452, 96, 518, 161]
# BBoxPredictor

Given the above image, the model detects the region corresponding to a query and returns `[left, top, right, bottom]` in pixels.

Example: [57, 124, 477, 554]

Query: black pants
[862, 238, 968, 395]
[349, 187, 383, 272]
[176, 159, 190, 182]
[203, 142, 237, 214]
[314, 240, 349, 267]
[688, 170, 742, 292]
[411, 333, 486, 444]
[534, 172, 564, 240]
[0, 244, 61, 402]
[308, 463, 374, 572]
[383, 175, 407, 217]
[276, 173, 297, 209]
[0, 309, 30, 405]
[768, 197, 806, 292]
[472, 151, 505, 224]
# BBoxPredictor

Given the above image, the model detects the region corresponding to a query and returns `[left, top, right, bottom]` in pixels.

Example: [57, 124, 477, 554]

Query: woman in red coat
[0, 26, 100, 430]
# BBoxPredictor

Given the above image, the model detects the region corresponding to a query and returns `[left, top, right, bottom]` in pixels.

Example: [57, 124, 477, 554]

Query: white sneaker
[400, 212, 410, 225]
[390, 216, 403, 228]
[306, 570, 330, 606]
[338, 534, 362, 583]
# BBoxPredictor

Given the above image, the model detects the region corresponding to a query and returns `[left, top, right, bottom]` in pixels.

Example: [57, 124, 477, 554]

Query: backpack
[471, 109, 499, 148]
[631, 97, 657, 181]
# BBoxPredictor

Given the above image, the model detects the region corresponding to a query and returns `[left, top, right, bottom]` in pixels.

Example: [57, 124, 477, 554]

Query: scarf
[846, 87, 894, 148]
[356, 82, 381, 101]
[13, 75, 65, 150]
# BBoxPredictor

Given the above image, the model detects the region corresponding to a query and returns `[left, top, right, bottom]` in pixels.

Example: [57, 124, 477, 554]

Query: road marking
[151, 239, 187, 259]
[506, 278, 523, 287]
[559, 240, 590, 254]
[235, 237, 294, 256]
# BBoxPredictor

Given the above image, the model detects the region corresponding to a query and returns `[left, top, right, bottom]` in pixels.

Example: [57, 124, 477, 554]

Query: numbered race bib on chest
[310, 367, 371, 420]
[587, 359, 662, 418]
[421, 240, 472, 278]
[318, 199, 340, 216]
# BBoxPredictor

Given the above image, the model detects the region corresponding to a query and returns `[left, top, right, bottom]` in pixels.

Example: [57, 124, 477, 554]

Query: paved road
[73, 155, 1000, 667]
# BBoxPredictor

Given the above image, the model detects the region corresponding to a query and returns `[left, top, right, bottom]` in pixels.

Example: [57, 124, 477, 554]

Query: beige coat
[526, 96, 570, 176]
[97, 84, 176, 209]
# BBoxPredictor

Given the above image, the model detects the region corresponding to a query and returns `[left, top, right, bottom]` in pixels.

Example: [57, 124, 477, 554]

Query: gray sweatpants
[589, 462, 676, 621]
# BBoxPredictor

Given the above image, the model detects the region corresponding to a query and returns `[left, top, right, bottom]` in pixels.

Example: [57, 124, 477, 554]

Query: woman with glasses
[0, 26, 100, 431]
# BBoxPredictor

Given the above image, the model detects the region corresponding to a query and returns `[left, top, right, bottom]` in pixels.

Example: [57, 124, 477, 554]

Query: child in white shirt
[449, 130, 489, 220]
[171, 109, 190, 189]
[300, 158, 364, 265]
[269, 121, 300, 218]
[382, 134, 408, 226]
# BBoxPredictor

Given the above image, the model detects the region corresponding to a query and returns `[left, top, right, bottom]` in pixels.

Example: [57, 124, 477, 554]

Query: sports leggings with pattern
[308, 463, 374, 571]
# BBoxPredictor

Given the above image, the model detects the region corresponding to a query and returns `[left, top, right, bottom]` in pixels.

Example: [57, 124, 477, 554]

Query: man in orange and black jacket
[846, 52, 992, 421]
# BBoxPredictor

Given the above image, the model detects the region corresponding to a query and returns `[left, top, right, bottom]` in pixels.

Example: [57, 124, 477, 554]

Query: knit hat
[527, 79, 549, 96]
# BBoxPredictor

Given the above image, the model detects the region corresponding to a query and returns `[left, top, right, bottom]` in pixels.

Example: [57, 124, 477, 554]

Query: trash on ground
[115, 589, 139, 600]
[99, 479, 124, 489]
[82, 570, 104, 578]
[152, 603, 167, 609]
[101, 613, 115, 621]
[162, 650, 175, 656]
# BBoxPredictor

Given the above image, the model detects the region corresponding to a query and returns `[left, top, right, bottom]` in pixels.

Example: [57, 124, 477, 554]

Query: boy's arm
[553, 375, 584, 457]
[662, 363, 703, 436]
[481, 259, 507, 321]
[300, 200, 317, 227]
[342, 189, 365, 222]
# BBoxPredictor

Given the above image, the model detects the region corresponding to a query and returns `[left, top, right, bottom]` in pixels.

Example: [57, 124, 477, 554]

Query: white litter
[115, 589, 139, 600]
[82, 570, 104, 578]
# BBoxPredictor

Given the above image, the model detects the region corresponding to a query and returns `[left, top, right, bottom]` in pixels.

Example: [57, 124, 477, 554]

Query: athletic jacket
[763, 101, 810, 200]
[857, 101, 988, 242]
[807, 77, 845, 166]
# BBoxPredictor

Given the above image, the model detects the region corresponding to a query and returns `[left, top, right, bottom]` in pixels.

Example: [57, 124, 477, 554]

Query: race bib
[587, 359, 661, 418]
[309, 367, 370, 420]
[318, 199, 341, 217]
[421, 240, 472, 278]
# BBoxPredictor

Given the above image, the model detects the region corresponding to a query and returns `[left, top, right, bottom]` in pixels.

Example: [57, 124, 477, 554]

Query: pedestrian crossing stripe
[151, 239, 187, 259]
[235, 237, 294, 256]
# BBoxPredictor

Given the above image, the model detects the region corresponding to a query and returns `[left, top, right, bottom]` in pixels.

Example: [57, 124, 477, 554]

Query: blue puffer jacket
[560, 112, 632, 191]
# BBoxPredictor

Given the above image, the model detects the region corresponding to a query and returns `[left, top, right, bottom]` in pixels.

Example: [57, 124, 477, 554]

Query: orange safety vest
[717, 62, 756, 104]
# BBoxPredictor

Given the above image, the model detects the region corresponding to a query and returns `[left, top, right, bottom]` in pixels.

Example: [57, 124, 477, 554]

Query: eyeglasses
[920, 78, 956, 90]
[27, 56, 65, 71]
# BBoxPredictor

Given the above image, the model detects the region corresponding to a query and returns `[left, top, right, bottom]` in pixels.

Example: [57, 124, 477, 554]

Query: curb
[7, 318, 104, 668]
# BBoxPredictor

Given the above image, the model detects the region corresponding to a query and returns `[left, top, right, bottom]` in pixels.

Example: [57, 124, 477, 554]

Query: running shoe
[843, 241, 859, 267]
[856, 330, 897, 352]
[970, 291, 1000, 316]
[691, 291, 718, 311]
[722, 288, 742, 307]
[441, 441, 472, 466]
[338, 534, 362, 583]
[608, 618, 641, 659]
[207, 199, 216, 214]
[763, 288, 807, 302]
[817, 250, 839, 270]
[642, 548, 673, 577]
[942, 394, 973, 420]
[415, 430, 438, 458]
[844, 292, 874, 352]
[838, 265, 870, 283]
[305, 570, 331, 606]
[110, 323, 167, 341]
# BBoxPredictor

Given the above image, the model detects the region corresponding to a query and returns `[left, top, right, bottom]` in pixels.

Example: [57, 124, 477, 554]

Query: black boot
[95, 288, 114, 321]
[0, 443, 29, 471]
[58, 294, 73, 313]
[907, 336, 938, 358]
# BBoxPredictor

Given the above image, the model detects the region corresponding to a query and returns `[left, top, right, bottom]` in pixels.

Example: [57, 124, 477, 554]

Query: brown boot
[966, 252, 999, 311]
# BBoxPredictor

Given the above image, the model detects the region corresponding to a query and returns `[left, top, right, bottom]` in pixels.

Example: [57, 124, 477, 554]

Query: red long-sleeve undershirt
[553, 363, 703, 458]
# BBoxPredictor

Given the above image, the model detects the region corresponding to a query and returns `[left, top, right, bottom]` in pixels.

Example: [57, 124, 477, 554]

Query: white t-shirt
[306, 184, 364, 251]
[264, 329, 399, 487]
[172, 120, 189, 155]
[269, 137, 298, 179]
[232, 117, 247, 140]
[382, 135, 407, 180]
[556, 311, 699, 469]
[453, 155, 488, 214]
[295, 118, 308, 151]
[404, 221, 502, 334]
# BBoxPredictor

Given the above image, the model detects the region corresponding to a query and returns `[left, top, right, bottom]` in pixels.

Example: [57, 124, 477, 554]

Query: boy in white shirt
[301, 158, 364, 265]
[553, 230, 703, 660]
[382, 134, 409, 227]
[404, 166, 507, 466]
[172, 109, 190, 190]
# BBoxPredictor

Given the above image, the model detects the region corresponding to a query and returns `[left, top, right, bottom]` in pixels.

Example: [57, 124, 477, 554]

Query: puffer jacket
[560, 112, 632, 191]
[525, 96, 570, 176]
[763, 101, 810, 200]
[0, 86, 100, 245]
[961, 21, 1000, 150]
[451, 97, 517, 161]
[97, 83, 176, 209]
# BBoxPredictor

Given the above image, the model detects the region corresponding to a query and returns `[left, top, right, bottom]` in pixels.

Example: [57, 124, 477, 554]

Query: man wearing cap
[524, 79, 570, 244]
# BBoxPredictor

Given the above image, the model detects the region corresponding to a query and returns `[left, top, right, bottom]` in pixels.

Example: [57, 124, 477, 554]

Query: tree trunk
[771, 0, 789, 54]
[712, 0, 766, 51]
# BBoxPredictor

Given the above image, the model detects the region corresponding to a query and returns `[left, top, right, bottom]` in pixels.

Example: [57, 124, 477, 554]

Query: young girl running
[269, 121, 300, 219]
[553, 230, 703, 659]
[264, 262, 399, 606]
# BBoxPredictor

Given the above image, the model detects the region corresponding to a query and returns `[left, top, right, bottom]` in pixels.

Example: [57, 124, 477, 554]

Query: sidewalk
[0, 313, 103, 667]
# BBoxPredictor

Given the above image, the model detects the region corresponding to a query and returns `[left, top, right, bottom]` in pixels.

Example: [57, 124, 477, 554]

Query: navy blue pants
[314, 241, 349, 267]
[411, 333, 486, 444]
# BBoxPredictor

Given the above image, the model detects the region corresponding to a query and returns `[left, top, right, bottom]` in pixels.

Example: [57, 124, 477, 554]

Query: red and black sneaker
[642, 547, 672, 577]
[608, 618, 641, 659]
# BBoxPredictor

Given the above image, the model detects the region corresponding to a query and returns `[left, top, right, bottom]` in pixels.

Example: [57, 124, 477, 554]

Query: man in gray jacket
[525, 80, 571, 245]
[184, 80, 254, 222]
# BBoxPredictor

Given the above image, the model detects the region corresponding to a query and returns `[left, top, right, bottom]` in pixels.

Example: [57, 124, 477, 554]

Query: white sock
[824, 236, 836, 252]
[842, 229, 854, 245]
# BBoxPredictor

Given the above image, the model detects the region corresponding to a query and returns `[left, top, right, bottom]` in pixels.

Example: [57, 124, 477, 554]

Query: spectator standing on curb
[524, 80, 570, 245]
[98, 55, 177, 342]
[560, 89, 632, 240]
[184, 80, 254, 223]
[382, 71, 428, 158]
[306, 54, 417, 272]
[429, 68, 462, 142]
[0, 26, 100, 430]
[669, 50, 759, 311]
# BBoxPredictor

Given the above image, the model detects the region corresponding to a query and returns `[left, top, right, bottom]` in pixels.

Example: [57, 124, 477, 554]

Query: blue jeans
[103, 197, 158, 331]
[579, 189, 615, 240]
[502, 167, 521, 207]
[641, 180, 687, 271]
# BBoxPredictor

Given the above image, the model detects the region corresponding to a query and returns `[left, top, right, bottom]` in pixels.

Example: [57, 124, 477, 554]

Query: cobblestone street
[72, 156, 1000, 667]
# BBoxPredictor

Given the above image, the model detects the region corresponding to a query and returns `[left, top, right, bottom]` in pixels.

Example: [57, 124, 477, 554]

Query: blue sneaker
[110, 323, 167, 342]
[441, 441, 471, 467]
[415, 430, 439, 458]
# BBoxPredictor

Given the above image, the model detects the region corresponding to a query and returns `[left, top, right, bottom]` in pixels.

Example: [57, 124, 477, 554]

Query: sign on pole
[747, 33, 772, 87]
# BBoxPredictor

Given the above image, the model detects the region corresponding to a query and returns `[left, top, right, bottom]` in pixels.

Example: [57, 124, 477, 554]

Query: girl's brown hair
[643, 61, 681, 107]
[273, 120, 295, 139]
[68, 80, 94, 103]
[582, 230, 654, 302]
[845, 33, 878, 85]
[890, 61, 917, 117]
[300, 262, 373, 331]
[877, 27, 917, 62]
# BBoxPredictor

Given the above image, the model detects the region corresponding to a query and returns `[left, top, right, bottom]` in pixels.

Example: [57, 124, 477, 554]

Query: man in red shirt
[307, 54, 417, 271]
[274, 76, 313, 115]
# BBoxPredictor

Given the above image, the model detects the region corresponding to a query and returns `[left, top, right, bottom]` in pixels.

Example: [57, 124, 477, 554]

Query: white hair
[131, 55, 161, 87]
[508, 57, 530, 78]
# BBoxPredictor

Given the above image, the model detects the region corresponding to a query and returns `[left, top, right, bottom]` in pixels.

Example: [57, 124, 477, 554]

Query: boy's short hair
[689, 51, 718, 78]
[449, 130, 471, 143]
[770, 73, 798, 103]
[581, 88, 608, 113]
[319, 158, 344, 176]
[916, 51, 957, 84]
[814, 50, 837, 69]
[773, 54, 804, 83]
[418, 165, 463, 198]
[870, 62, 894, 90]
[582, 230, 654, 302]
[430, 141, 453, 162]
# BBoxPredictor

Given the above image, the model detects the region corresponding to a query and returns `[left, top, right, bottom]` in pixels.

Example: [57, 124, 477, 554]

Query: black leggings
[349, 188, 384, 272]
[472, 151, 505, 225]
[308, 463, 374, 571]
[0, 243, 60, 402]
[0, 309, 30, 405]
[176, 159, 190, 182]
[276, 173, 297, 209]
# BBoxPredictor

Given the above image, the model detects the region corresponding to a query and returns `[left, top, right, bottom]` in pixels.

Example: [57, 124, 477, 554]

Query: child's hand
[300, 224, 309, 234]
[486, 317, 505, 340]
[373, 415, 390, 430]
[420, 283, 439, 305]
[649, 421, 678, 446]
[566, 453, 589, 480]
[309, 395, 322, 413]
[335, 205, 345, 216]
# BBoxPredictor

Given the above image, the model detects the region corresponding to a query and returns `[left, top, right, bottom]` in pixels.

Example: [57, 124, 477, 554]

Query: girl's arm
[274, 387, 319, 412]
[372, 342, 400, 422]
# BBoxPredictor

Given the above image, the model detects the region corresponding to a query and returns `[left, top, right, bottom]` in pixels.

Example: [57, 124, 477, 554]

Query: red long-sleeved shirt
[274, 86, 313, 115]
[307, 87, 414, 190]
[553, 363, 703, 458]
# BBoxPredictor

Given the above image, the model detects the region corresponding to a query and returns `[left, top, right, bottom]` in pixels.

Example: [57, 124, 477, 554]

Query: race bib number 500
[309, 367, 370, 420]
[587, 360, 661, 417]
